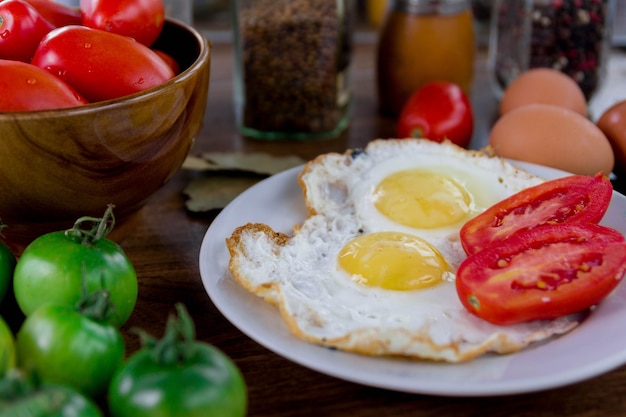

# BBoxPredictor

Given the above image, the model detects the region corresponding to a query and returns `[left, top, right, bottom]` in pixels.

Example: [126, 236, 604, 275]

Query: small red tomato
[456, 223, 626, 325]
[31, 25, 174, 103]
[80, 0, 164, 47]
[396, 81, 474, 148]
[20, 0, 82, 27]
[597, 100, 626, 173]
[0, 0, 54, 62]
[460, 173, 613, 256]
[0, 59, 87, 111]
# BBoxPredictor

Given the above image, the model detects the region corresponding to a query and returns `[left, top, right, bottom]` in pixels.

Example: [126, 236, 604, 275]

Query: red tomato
[456, 223, 626, 325]
[460, 173, 613, 256]
[19, 0, 82, 27]
[396, 81, 474, 148]
[153, 49, 180, 75]
[0, 59, 88, 111]
[31, 25, 174, 103]
[80, 0, 164, 47]
[0, 0, 54, 62]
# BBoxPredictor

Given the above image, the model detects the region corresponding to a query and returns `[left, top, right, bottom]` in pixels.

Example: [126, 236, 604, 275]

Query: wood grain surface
[108, 38, 626, 416]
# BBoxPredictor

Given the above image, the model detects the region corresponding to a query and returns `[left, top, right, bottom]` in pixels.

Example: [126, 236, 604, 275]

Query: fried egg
[227, 139, 582, 362]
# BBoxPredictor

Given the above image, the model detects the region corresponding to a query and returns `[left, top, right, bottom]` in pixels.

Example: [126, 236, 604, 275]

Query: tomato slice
[460, 173, 613, 256]
[456, 223, 626, 325]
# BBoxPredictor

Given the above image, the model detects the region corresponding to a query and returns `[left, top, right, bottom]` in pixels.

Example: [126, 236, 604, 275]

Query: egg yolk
[338, 232, 450, 291]
[374, 169, 472, 229]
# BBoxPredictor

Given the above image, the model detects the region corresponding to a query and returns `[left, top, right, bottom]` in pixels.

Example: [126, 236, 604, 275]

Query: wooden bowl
[0, 19, 211, 251]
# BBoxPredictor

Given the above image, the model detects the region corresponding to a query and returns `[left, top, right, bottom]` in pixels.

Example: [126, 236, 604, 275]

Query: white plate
[199, 161, 626, 397]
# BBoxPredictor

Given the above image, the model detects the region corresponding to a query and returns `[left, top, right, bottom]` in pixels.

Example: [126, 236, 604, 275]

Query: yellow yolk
[373, 169, 472, 229]
[338, 232, 450, 291]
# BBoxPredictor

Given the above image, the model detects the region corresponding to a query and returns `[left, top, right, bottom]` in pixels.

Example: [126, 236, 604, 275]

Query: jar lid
[393, 0, 469, 15]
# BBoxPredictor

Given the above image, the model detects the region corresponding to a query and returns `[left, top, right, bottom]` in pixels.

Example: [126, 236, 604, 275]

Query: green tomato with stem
[16, 289, 125, 398]
[13, 205, 137, 327]
[108, 304, 248, 417]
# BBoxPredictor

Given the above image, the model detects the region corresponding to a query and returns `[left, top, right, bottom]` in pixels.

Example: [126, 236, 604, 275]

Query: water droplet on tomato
[1, 30, 10, 39]
[42, 65, 68, 80]
[83, 42, 92, 49]
[137, 78, 145, 85]
[26, 78, 37, 85]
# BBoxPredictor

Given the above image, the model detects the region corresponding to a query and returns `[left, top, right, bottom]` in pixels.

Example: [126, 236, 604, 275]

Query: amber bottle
[376, 0, 475, 117]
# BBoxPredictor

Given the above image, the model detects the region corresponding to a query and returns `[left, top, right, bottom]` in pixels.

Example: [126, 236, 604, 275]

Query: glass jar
[488, 0, 616, 100]
[376, 0, 476, 117]
[232, 0, 353, 140]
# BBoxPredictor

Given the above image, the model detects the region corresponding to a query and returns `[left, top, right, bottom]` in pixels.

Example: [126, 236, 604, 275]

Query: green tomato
[0, 241, 15, 305]
[0, 316, 15, 378]
[0, 370, 103, 417]
[16, 300, 125, 398]
[13, 207, 137, 327]
[108, 304, 247, 417]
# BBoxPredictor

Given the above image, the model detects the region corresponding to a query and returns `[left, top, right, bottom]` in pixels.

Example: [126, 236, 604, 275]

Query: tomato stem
[75, 273, 116, 323]
[136, 303, 196, 366]
[65, 204, 116, 245]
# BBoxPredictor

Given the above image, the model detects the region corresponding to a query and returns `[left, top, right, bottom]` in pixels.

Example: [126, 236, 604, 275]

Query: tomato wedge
[456, 223, 626, 325]
[460, 173, 613, 256]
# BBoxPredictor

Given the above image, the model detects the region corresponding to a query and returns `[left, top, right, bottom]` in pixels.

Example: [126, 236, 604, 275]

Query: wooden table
[114, 34, 626, 416]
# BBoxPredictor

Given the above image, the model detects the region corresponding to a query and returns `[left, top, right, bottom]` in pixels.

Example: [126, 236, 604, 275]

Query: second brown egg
[498, 68, 588, 117]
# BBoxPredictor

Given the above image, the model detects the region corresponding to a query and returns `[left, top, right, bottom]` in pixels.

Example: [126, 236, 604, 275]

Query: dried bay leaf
[182, 152, 305, 175]
[182, 152, 305, 213]
[183, 176, 262, 213]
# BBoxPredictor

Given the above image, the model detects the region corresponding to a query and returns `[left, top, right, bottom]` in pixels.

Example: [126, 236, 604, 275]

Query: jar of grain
[376, 0, 476, 117]
[232, 0, 354, 140]
[488, 0, 616, 100]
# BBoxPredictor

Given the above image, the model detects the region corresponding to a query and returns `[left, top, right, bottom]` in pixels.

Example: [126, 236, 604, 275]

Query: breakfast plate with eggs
[199, 139, 626, 396]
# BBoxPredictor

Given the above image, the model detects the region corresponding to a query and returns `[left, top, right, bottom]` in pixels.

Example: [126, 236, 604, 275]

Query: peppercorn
[491, 0, 613, 99]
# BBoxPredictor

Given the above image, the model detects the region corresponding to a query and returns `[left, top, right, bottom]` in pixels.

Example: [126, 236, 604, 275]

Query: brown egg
[597, 100, 626, 173]
[499, 68, 588, 116]
[489, 104, 614, 176]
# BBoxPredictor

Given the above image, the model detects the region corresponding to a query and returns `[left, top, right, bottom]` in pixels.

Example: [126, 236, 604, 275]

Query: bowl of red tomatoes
[0, 0, 211, 251]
